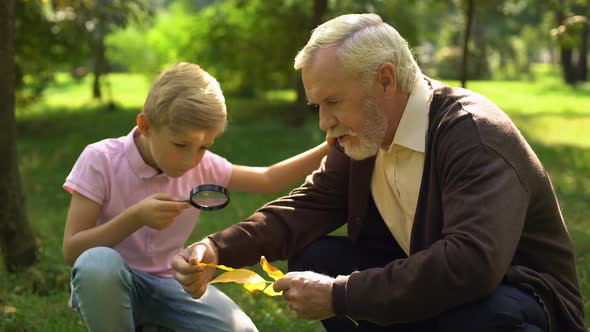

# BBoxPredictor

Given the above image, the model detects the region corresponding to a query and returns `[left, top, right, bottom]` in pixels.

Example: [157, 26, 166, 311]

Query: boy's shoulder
[77, 135, 128, 168]
[84, 135, 127, 155]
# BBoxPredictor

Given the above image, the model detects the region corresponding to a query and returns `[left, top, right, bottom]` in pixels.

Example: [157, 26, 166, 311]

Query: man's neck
[382, 91, 411, 149]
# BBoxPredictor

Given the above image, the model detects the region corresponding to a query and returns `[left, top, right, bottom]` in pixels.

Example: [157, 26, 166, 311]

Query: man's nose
[319, 107, 337, 132]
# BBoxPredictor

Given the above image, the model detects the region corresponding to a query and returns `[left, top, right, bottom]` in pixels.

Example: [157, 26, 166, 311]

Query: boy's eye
[174, 143, 187, 148]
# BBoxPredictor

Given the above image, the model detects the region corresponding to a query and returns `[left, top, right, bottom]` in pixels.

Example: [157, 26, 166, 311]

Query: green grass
[1, 64, 589, 331]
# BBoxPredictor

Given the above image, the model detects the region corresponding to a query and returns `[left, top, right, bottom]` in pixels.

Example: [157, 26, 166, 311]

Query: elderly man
[172, 13, 586, 331]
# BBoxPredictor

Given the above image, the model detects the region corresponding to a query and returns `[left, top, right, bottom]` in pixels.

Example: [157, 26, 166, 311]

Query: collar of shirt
[123, 126, 161, 179]
[387, 77, 433, 153]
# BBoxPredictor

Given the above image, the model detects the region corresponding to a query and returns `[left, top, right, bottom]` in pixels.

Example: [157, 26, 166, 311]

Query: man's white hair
[294, 13, 421, 92]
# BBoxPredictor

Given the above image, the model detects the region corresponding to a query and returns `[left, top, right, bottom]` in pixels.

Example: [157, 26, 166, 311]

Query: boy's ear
[136, 113, 151, 136]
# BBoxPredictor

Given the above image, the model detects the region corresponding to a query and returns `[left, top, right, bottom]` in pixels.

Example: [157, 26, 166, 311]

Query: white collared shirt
[371, 78, 432, 255]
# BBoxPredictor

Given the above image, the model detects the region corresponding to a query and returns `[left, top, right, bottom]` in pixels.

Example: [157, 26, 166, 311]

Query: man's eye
[326, 100, 338, 105]
[174, 143, 187, 148]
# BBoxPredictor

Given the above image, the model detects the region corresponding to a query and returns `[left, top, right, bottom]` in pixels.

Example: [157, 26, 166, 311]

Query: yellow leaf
[201, 257, 287, 297]
[3, 305, 16, 314]
[263, 283, 283, 297]
[260, 256, 284, 281]
[210, 269, 266, 285]
[244, 281, 267, 293]
[197, 262, 234, 271]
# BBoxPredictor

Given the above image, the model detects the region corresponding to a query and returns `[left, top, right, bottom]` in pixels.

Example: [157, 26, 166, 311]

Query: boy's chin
[164, 169, 186, 178]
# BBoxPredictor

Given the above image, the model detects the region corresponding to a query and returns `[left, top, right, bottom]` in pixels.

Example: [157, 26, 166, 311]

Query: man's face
[302, 47, 388, 160]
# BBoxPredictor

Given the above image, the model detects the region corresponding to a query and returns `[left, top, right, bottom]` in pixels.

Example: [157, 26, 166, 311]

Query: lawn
[1, 64, 589, 331]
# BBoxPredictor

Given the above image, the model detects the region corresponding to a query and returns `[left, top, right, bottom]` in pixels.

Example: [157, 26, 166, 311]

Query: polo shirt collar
[124, 126, 161, 179]
[388, 77, 432, 153]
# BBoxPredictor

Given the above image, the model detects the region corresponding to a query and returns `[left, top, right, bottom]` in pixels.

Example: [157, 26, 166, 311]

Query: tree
[291, 0, 329, 126]
[50, 0, 153, 99]
[15, 1, 74, 105]
[0, 0, 38, 272]
[461, 0, 475, 88]
[550, 0, 589, 84]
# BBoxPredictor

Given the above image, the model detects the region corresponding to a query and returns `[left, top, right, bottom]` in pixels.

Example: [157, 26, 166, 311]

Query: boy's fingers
[159, 200, 191, 212]
[190, 242, 208, 265]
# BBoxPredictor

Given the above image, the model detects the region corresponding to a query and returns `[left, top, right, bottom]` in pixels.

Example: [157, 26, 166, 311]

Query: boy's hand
[132, 193, 190, 230]
[172, 238, 218, 299]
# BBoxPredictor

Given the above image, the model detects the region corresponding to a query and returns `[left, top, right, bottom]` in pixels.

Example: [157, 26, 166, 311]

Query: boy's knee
[73, 247, 128, 285]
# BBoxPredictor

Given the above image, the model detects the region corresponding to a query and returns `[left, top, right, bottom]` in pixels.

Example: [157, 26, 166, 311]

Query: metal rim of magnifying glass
[189, 184, 230, 211]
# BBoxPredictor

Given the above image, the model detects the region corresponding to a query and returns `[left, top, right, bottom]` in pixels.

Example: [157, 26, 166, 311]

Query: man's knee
[437, 284, 548, 332]
[289, 236, 356, 276]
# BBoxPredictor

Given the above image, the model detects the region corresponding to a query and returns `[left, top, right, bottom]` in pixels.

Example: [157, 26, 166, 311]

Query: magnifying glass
[185, 184, 230, 211]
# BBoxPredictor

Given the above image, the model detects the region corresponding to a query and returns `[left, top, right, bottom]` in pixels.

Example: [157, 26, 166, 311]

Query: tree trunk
[578, 20, 588, 82]
[555, 0, 578, 84]
[460, 0, 475, 88]
[93, 33, 106, 99]
[0, 0, 38, 272]
[290, 0, 328, 127]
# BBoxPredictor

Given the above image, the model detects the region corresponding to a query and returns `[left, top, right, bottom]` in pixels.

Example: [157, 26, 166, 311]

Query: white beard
[329, 98, 388, 160]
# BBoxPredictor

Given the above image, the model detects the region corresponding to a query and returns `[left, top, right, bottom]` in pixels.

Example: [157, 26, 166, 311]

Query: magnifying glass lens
[190, 191, 228, 208]
[188, 184, 230, 211]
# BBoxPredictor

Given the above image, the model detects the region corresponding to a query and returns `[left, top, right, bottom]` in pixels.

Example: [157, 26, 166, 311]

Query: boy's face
[138, 116, 219, 178]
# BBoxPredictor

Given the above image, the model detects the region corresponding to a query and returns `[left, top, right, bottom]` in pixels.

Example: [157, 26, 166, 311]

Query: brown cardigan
[210, 78, 586, 331]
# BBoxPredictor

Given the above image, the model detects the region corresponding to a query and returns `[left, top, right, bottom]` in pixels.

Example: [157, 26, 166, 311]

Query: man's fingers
[273, 276, 291, 292]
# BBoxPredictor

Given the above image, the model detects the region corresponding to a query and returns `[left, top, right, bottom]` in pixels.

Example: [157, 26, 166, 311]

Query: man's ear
[376, 63, 397, 95]
[136, 113, 151, 136]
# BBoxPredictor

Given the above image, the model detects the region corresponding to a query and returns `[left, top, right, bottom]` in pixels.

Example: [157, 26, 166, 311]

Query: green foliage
[15, 1, 67, 105]
[179, 0, 311, 95]
[106, 3, 195, 78]
[434, 45, 491, 80]
[549, 0, 590, 48]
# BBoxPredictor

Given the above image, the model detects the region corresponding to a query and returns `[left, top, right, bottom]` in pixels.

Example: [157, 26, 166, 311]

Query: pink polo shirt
[64, 127, 232, 277]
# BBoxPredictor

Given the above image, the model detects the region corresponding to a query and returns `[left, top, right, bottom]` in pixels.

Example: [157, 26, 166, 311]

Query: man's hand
[273, 271, 336, 321]
[172, 238, 218, 299]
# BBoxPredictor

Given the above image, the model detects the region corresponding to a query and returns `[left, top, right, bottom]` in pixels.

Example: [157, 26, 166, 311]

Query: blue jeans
[290, 236, 549, 332]
[71, 247, 258, 332]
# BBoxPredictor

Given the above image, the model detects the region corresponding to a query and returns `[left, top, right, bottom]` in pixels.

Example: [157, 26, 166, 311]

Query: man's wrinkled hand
[273, 271, 336, 321]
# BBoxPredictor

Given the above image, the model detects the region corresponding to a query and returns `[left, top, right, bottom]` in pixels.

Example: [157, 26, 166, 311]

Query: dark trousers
[288, 236, 549, 332]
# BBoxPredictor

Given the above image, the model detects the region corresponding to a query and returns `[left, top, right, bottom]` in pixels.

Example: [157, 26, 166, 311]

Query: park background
[1, 0, 589, 331]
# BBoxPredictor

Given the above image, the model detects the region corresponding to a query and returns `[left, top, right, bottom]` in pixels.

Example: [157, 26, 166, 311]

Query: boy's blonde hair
[143, 62, 227, 132]
[294, 13, 421, 93]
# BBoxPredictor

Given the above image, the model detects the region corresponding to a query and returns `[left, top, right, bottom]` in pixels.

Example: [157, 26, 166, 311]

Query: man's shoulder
[428, 79, 516, 138]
